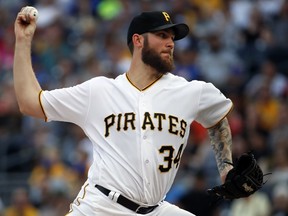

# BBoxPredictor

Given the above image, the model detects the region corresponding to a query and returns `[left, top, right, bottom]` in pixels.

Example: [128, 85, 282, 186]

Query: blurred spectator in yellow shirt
[4, 187, 39, 216]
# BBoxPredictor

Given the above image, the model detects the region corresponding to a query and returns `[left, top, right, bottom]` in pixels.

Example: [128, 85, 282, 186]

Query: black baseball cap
[127, 11, 189, 45]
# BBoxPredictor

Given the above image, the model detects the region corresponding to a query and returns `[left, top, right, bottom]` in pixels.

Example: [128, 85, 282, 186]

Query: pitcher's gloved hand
[207, 153, 266, 199]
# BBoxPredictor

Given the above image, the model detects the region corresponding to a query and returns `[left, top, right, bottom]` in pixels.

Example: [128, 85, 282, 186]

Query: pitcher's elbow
[17, 98, 46, 120]
[18, 103, 30, 116]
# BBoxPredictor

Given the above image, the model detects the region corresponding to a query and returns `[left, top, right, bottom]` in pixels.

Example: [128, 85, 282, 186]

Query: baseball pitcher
[14, 7, 264, 216]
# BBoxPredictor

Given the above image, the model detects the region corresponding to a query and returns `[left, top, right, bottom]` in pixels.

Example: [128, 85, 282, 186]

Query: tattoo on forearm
[208, 118, 233, 175]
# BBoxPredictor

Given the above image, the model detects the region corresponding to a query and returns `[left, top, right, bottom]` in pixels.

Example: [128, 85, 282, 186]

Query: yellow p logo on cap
[162, 12, 170, 22]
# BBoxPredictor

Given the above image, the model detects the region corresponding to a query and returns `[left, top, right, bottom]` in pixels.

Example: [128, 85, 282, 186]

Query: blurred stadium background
[0, 0, 288, 215]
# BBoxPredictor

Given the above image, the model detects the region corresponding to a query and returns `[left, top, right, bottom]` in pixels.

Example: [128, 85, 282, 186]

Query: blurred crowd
[0, 0, 288, 215]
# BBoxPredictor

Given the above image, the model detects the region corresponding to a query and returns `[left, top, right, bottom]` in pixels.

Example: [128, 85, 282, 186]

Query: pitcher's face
[141, 30, 175, 74]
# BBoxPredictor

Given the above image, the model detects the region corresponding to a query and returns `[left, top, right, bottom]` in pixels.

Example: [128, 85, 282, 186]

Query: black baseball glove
[207, 152, 266, 199]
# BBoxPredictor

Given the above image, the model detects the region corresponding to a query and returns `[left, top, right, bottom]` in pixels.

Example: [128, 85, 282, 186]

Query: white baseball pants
[65, 180, 195, 216]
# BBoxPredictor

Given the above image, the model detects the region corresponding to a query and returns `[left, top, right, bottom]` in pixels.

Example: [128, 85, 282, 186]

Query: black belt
[95, 185, 159, 214]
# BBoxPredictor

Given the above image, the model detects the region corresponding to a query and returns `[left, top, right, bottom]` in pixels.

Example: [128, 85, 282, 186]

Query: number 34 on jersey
[104, 111, 188, 173]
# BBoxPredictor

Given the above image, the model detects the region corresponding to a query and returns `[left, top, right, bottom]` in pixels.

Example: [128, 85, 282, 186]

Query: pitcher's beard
[141, 38, 174, 75]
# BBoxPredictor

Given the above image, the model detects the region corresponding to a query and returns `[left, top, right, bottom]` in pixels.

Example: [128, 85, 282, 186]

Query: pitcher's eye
[156, 32, 175, 40]
[157, 32, 167, 39]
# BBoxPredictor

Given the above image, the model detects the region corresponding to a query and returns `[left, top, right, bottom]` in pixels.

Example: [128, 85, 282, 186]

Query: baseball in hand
[22, 6, 38, 23]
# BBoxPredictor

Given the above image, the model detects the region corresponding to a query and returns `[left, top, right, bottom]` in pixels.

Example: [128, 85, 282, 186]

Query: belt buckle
[135, 205, 156, 214]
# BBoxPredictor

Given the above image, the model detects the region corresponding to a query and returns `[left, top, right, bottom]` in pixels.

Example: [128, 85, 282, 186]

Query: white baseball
[23, 6, 38, 23]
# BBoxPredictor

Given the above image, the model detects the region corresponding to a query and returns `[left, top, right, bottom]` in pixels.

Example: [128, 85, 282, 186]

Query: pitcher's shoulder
[164, 73, 189, 83]
[88, 74, 123, 85]
[166, 73, 208, 88]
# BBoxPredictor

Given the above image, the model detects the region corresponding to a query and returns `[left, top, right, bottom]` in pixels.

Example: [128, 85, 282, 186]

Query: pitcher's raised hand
[15, 6, 38, 42]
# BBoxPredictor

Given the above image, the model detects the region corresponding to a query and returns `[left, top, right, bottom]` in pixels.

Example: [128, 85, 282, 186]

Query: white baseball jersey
[40, 72, 232, 205]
